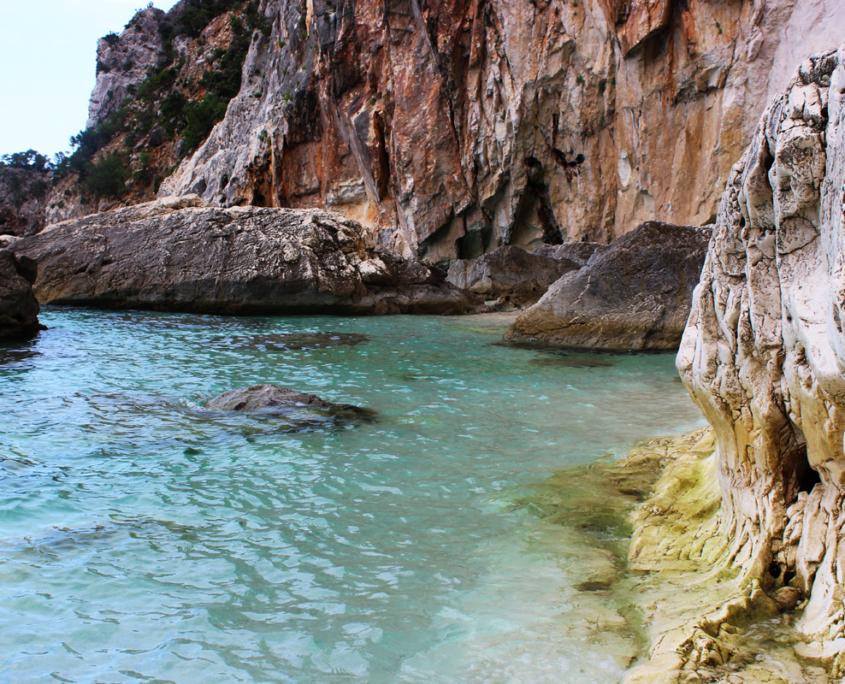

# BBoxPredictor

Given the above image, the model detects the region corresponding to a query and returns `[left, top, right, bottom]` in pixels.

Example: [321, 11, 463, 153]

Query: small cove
[0, 309, 705, 683]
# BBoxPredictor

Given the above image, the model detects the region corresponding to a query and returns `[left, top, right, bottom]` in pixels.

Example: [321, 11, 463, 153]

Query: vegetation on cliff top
[1, 0, 272, 208]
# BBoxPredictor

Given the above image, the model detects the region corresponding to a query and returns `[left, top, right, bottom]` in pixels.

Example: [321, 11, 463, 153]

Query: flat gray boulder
[12, 197, 480, 315]
[505, 221, 711, 351]
[0, 250, 42, 341]
[446, 245, 580, 307]
[206, 385, 374, 422]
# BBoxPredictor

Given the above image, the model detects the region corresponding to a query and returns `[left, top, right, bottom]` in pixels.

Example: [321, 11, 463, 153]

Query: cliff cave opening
[511, 156, 564, 247]
[781, 422, 821, 504]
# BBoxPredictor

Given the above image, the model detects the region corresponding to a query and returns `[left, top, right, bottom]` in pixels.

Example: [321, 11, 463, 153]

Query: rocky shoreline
[537, 428, 834, 683]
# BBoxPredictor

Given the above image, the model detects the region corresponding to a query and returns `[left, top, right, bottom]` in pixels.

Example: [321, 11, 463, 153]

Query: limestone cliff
[678, 41, 845, 673]
[157, 0, 845, 262]
[4, 0, 842, 260]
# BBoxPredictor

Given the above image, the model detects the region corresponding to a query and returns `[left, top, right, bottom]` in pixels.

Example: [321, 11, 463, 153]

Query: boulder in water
[11, 199, 481, 316]
[206, 385, 374, 422]
[506, 221, 711, 351]
[0, 249, 43, 341]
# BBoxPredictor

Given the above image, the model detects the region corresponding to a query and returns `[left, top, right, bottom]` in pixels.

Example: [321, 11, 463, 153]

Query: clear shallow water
[0, 309, 704, 684]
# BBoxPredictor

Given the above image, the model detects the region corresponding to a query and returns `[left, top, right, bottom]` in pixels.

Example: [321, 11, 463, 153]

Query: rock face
[532, 241, 604, 267]
[206, 384, 372, 419]
[0, 250, 42, 341]
[506, 221, 711, 350]
[678, 43, 845, 669]
[87, 7, 168, 128]
[446, 245, 579, 307]
[156, 0, 844, 262]
[6, 1, 842, 258]
[0, 166, 51, 238]
[11, 197, 479, 315]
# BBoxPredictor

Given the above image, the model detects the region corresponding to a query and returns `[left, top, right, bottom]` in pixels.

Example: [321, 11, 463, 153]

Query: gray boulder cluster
[9, 191, 712, 351]
[446, 221, 710, 351]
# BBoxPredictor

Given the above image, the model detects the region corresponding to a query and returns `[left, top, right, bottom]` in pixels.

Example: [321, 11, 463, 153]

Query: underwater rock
[206, 384, 374, 422]
[11, 199, 481, 315]
[505, 222, 711, 351]
[0, 250, 43, 341]
[446, 245, 580, 308]
[212, 332, 370, 351]
[528, 354, 615, 368]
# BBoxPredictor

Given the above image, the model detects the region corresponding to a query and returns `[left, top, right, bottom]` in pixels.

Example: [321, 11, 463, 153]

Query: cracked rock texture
[87, 7, 168, 128]
[505, 221, 711, 350]
[206, 384, 375, 422]
[10, 196, 479, 315]
[0, 250, 42, 341]
[156, 0, 844, 262]
[678, 42, 845, 674]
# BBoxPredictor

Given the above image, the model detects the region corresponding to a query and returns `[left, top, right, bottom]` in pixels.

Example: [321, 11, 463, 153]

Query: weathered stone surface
[678, 43, 845, 672]
[154, 0, 844, 262]
[8, 1, 843, 255]
[506, 221, 711, 350]
[206, 384, 373, 420]
[617, 0, 672, 56]
[0, 250, 42, 341]
[532, 241, 605, 267]
[446, 245, 579, 307]
[11, 197, 480, 315]
[87, 7, 168, 128]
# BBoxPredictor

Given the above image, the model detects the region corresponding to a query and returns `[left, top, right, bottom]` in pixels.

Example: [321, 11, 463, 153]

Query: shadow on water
[0, 337, 41, 367]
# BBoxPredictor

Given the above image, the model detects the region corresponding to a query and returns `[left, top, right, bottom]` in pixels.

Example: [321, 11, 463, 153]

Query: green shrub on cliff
[182, 95, 228, 151]
[0, 150, 50, 171]
[80, 151, 131, 199]
[177, 0, 244, 38]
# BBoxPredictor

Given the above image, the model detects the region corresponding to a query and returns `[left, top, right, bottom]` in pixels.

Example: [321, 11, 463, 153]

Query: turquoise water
[0, 310, 704, 684]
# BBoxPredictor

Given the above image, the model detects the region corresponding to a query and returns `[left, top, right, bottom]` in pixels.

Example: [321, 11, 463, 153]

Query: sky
[0, 0, 181, 159]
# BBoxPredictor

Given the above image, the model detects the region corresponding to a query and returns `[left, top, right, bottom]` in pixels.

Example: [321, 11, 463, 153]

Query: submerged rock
[11, 199, 480, 315]
[212, 332, 369, 352]
[206, 384, 374, 422]
[528, 354, 615, 369]
[505, 222, 711, 351]
[0, 250, 43, 341]
[446, 245, 580, 308]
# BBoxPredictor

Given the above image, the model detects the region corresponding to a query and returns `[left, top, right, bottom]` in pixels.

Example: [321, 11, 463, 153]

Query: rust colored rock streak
[159, 0, 844, 263]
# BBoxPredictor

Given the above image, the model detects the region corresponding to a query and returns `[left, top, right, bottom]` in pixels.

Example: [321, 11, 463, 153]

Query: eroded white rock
[678, 43, 845, 671]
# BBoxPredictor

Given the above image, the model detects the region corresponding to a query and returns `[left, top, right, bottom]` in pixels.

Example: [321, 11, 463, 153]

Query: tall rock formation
[678, 42, 845, 670]
[155, 0, 844, 261]
[87, 7, 169, 129]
